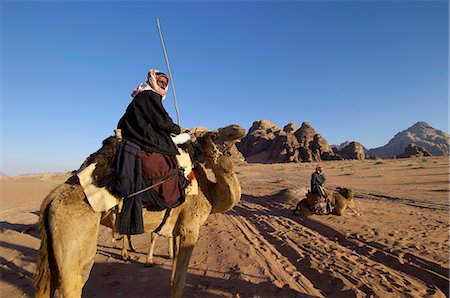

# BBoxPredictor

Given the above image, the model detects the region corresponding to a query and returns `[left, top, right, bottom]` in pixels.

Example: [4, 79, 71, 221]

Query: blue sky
[1, 0, 448, 175]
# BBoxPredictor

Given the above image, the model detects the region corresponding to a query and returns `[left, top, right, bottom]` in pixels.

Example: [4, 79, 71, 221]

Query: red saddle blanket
[140, 150, 188, 208]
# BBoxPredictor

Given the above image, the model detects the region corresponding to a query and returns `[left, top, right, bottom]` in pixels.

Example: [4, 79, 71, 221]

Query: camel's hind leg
[49, 195, 101, 298]
[146, 234, 177, 267]
[145, 232, 158, 267]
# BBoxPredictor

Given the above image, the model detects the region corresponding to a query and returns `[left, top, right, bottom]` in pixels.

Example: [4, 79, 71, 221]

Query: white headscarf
[131, 69, 169, 99]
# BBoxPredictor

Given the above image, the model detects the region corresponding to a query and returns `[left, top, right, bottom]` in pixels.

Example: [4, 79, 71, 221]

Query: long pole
[156, 18, 181, 127]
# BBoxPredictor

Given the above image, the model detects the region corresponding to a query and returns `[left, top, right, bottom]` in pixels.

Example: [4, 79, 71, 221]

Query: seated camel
[33, 124, 246, 298]
[294, 187, 360, 216]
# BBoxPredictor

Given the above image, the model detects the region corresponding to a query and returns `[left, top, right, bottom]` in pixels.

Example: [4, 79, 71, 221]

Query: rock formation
[396, 143, 432, 158]
[336, 142, 366, 160]
[236, 120, 283, 163]
[237, 120, 341, 163]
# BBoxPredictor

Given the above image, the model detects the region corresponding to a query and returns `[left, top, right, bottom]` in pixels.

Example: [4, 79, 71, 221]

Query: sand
[1, 156, 449, 297]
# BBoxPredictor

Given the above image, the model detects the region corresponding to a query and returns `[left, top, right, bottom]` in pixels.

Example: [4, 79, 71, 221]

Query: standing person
[311, 165, 327, 198]
[116, 69, 190, 234]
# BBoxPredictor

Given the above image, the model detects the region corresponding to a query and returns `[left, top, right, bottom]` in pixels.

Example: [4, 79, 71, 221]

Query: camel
[33, 124, 246, 298]
[294, 187, 360, 216]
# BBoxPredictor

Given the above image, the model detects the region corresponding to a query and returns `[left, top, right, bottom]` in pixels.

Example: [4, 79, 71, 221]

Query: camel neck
[205, 156, 241, 214]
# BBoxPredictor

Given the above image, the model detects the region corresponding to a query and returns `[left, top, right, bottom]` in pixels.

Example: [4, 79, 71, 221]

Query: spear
[156, 18, 181, 127]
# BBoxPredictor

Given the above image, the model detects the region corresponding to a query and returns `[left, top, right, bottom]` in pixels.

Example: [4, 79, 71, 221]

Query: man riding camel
[115, 69, 190, 234]
[311, 165, 327, 198]
[310, 165, 332, 213]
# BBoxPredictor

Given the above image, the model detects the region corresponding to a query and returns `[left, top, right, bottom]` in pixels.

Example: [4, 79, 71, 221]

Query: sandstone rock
[396, 143, 432, 158]
[268, 130, 300, 163]
[236, 120, 282, 162]
[309, 134, 337, 161]
[338, 142, 366, 160]
[294, 122, 317, 147]
[283, 122, 297, 134]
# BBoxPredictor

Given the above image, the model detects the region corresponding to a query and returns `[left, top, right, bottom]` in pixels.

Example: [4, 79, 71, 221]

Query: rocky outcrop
[237, 120, 340, 163]
[337, 142, 366, 160]
[309, 134, 338, 161]
[236, 120, 282, 163]
[268, 130, 300, 163]
[396, 143, 432, 158]
[237, 120, 447, 163]
[367, 122, 449, 158]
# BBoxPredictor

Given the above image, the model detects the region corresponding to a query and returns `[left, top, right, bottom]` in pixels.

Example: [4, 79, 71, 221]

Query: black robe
[117, 90, 180, 155]
[311, 172, 326, 193]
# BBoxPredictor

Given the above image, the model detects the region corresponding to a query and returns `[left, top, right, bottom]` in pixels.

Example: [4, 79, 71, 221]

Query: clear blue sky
[1, 0, 448, 175]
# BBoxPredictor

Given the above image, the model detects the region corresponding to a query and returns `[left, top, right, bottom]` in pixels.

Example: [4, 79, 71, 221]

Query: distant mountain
[331, 141, 352, 151]
[0, 172, 8, 177]
[366, 122, 449, 158]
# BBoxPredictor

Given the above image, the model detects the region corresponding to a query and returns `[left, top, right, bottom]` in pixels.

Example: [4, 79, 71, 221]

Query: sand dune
[1, 156, 448, 297]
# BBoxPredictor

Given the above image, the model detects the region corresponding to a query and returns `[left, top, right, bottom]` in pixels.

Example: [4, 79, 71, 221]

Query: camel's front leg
[168, 236, 176, 259]
[121, 235, 131, 260]
[171, 229, 198, 298]
[145, 232, 159, 267]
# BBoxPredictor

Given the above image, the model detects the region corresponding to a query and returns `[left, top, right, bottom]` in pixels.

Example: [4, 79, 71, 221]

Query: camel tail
[33, 195, 58, 297]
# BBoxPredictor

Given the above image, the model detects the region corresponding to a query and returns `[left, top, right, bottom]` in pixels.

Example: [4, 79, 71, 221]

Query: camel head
[336, 187, 354, 199]
[194, 124, 246, 164]
[191, 124, 245, 174]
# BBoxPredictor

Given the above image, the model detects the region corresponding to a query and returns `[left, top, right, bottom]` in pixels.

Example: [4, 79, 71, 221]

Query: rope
[127, 167, 183, 199]
[127, 179, 167, 199]
[156, 18, 181, 126]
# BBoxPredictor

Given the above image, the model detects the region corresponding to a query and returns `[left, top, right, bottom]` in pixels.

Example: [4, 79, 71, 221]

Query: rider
[311, 165, 327, 197]
[310, 165, 331, 213]
[116, 69, 190, 234]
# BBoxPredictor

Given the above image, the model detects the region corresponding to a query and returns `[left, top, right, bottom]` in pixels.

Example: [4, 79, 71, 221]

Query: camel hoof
[145, 262, 154, 268]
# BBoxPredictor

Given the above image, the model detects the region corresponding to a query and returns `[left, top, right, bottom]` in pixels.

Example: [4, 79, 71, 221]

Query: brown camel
[294, 187, 360, 216]
[33, 124, 246, 298]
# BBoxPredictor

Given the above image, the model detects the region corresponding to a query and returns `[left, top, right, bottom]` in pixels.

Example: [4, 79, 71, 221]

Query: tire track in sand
[226, 211, 324, 297]
[228, 199, 446, 297]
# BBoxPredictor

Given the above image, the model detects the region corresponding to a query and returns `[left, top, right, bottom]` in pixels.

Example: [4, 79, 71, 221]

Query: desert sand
[1, 156, 449, 297]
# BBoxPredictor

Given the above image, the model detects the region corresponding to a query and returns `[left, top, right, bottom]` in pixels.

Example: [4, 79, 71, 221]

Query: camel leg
[171, 229, 198, 298]
[50, 198, 101, 298]
[145, 232, 158, 267]
[168, 237, 175, 259]
[121, 236, 129, 260]
[347, 207, 361, 216]
[127, 234, 136, 252]
[171, 235, 180, 283]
